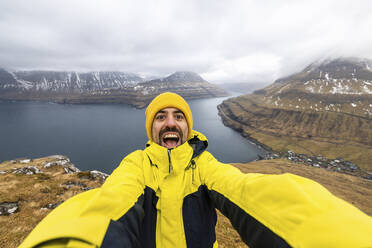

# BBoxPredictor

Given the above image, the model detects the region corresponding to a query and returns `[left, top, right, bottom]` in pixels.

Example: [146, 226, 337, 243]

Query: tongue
[164, 139, 178, 148]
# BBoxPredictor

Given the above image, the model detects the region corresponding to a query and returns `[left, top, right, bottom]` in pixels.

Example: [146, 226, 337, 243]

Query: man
[20, 92, 372, 248]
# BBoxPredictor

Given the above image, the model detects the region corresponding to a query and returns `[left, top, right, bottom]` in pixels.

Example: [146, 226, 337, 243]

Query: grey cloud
[0, 0, 371, 85]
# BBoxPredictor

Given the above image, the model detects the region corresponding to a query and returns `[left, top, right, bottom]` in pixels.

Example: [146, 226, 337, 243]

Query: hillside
[1, 156, 371, 248]
[0, 70, 228, 107]
[218, 57, 372, 172]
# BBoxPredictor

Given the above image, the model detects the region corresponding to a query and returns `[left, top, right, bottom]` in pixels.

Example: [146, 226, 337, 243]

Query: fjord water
[0, 96, 264, 173]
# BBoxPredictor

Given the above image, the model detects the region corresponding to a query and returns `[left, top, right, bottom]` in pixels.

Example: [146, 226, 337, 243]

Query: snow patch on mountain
[1, 70, 145, 93]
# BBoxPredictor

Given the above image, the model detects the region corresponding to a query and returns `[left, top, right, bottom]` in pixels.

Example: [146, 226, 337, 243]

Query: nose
[165, 115, 176, 127]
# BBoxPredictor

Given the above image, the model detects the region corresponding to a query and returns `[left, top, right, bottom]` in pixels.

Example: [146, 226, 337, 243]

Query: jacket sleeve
[19, 150, 146, 248]
[198, 151, 372, 248]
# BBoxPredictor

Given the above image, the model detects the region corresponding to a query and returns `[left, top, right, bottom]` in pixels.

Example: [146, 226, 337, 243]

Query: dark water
[0, 96, 264, 174]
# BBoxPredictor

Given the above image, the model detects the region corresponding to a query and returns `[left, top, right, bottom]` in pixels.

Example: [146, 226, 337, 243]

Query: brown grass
[0, 157, 102, 248]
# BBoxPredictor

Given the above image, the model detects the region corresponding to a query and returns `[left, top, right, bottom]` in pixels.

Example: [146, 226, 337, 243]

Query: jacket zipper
[167, 149, 173, 173]
[190, 160, 196, 184]
[185, 159, 196, 185]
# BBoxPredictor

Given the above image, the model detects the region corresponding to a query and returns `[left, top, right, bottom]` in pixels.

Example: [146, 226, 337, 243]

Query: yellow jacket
[20, 131, 372, 248]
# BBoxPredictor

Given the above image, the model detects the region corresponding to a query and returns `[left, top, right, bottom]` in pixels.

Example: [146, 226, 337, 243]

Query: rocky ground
[1, 156, 371, 248]
[0, 156, 108, 247]
[258, 150, 372, 180]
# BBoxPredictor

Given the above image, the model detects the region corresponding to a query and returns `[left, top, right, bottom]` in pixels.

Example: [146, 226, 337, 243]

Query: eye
[175, 114, 184, 120]
[155, 114, 166, 120]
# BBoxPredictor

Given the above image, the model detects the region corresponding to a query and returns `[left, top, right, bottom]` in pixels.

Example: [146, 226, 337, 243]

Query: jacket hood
[187, 131, 208, 159]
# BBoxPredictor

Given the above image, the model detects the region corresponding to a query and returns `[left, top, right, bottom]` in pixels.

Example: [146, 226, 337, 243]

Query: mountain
[1, 155, 371, 247]
[218, 57, 372, 171]
[0, 69, 228, 107]
[13, 71, 143, 92]
[146, 71, 207, 83]
[0, 70, 144, 103]
[131, 71, 228, 106]
[0, 68, 21, 91]
[0, 70, 143, 93]
[260, 58, 372, 116]
[274, 57, 372, 84]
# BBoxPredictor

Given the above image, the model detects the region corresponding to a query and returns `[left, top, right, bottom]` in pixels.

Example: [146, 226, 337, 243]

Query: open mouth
[161, 132, 181, 149]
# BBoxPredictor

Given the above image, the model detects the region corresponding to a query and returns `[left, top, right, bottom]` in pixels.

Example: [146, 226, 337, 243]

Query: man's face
[152, 107, 189, 149]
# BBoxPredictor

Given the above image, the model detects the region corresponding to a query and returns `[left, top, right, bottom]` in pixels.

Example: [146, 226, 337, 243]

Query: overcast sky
[0, 0, 371, 84]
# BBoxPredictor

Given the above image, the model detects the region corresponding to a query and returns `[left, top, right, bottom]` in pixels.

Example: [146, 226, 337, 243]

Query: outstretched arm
[198, 151, 372, 248]
[20, 150, 146, 248]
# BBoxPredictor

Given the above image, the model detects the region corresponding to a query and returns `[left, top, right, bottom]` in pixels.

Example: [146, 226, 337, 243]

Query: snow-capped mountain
[0, 69, 228, 107]
[130, 71, 228, 106]
[270, 57, 372, 95]
[145, 71, 207, 84]
[259, 57, 372, 116]
[0, 68, 21, 91]
[0, 70, 144, 93]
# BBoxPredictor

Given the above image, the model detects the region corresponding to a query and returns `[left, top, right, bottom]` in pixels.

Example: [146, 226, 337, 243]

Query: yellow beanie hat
[145, 92, 193, 141]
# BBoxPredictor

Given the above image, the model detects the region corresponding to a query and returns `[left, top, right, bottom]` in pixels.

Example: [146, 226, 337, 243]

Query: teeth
[164, 134, 178, 138]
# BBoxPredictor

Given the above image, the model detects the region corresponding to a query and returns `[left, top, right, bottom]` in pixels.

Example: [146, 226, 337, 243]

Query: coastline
[217, 103, 372, 180]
